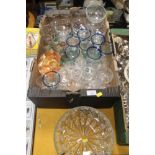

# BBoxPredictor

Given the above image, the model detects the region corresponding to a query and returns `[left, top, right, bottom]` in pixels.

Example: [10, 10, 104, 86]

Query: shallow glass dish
[54, 106, 114, 155]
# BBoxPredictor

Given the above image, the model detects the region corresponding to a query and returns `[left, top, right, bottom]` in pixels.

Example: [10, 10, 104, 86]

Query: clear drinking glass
[86, 4, 106, 24]
[58, 67, 72, 90]
[54, 106, 114, 155]
[52, 15, 72, 43]
[86, 45, 102, 61]
[77, 28, 91, 40]
[79, 39, 92, 57]
[91, 32, 106, 45]
[65, 36, 80, 60]
[71, 9, 87, 36]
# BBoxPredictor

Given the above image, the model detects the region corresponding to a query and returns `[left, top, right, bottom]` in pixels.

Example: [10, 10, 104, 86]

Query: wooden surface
[33, 107, 129, 155]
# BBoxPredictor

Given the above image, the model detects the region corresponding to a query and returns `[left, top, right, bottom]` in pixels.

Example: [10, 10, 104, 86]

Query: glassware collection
[27, 1, 129, 154]
[37, 7, 114, 92]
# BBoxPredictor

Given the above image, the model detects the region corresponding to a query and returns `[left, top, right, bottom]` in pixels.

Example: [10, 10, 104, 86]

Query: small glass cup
[66, 36, 80, 47]
[86, 45, 102, 61]
[65, 46, 80, 61]
[65, 36, 80, 60]
[77, 28, 91, 40]
[80, 39, 92, 57]
[91, 32, 106, 45]
[42, 71, 60, 88]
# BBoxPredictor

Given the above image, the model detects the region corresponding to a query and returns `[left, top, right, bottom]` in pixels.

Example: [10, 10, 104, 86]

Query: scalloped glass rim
[54, 106, 114, 155]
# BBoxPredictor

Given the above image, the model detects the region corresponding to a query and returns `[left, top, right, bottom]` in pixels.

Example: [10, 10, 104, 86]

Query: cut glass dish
[54, 106, 114, 155]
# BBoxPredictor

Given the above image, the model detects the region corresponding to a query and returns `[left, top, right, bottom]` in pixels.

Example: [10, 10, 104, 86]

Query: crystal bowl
[54, 106, 114, 155]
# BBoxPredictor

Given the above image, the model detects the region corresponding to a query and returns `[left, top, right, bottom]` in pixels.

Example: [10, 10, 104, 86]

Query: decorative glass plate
[54, 106, 114, 155]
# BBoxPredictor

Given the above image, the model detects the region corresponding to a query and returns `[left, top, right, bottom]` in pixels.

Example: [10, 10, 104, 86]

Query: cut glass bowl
[54, 106, 114, 155]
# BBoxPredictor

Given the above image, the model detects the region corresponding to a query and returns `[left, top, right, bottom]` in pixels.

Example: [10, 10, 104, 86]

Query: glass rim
[77, 28, 91, 40]
[66, 36, 80, 47]
[91, 33, 106, 45]
[86, 45, 102, 60]
[42, 71, 60, 88]
[85, 4, 107, 24]
[79, 39, 91, 50]
[65, 46, 80, 60]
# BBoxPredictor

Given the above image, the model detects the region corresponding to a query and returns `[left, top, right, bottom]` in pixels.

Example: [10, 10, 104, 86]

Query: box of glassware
[27, 8, 121, 108]
[111, 32, 129, 145]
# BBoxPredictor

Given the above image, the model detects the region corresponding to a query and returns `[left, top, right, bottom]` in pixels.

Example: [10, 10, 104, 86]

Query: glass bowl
[42, 71, 60, 88]
[54, 106, 114, 155]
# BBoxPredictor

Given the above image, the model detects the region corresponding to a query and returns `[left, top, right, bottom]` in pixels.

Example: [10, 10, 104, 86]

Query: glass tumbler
[77, 28, 91, 40]
[71, 9, 86, 36]
[79, 39, 92, 57]
[86, 4, 106, 24]
[65, 36, 80, 60]
[52, 15, 72, 43]
[91, 32, 106, 45]
[86, 45, 102, 61]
